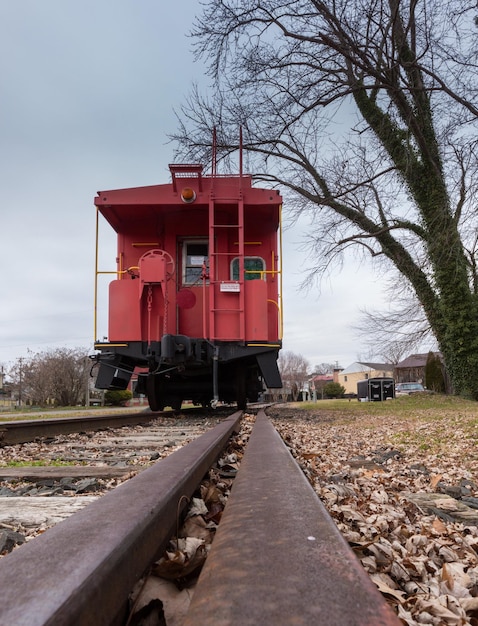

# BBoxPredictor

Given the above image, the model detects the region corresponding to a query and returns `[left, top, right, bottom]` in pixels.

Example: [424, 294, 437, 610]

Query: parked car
[395, 382, 426, 395]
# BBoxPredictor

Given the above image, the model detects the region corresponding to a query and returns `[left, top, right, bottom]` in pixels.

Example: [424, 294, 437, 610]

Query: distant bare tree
[376, 344, 408, 367]
[310, 363, 336, 399]
[278, 351, 310, 401]
[9, 348, 90, 407]
[8, 357, 38, 406]
[353, 280, 438, 363]
[313, 363, 336, 376]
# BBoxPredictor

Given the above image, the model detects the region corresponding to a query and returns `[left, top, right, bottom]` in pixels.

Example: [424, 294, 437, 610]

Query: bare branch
[175, 0, 478, 397]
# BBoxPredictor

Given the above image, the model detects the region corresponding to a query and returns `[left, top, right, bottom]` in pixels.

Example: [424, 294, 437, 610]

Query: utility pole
[18, 357, 23, 407]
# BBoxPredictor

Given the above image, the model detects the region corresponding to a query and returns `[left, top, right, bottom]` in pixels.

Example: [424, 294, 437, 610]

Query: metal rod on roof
[239, 126, 243, 178]
[212, 126, 217, 177]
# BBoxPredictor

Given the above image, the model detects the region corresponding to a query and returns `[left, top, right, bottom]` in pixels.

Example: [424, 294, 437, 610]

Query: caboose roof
[95, 172, 282, 233]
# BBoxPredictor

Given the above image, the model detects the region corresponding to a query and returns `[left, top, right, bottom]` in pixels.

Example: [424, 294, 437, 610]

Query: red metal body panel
[96, 167, 282, 345]
[245, 281, 269, 340]
[178, 287, 206, 338]
[109, 280, 141, 341]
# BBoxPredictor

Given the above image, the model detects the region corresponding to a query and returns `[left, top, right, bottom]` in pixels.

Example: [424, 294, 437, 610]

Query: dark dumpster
[357, 377, 394, 402]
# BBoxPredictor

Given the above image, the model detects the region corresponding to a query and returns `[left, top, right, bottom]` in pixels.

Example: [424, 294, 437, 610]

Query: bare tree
[353, 283, 434, 364]
[351, 267, 437, 361]
[9, 348, 91, 407]
[278, 350, 310, 401]
[173, 0, 478, 398]
[313, 363, 336, 376]
[311, 363, 341, 398]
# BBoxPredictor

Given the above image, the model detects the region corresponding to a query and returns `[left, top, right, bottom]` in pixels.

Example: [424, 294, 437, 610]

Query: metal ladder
[208, 186, 245, 341]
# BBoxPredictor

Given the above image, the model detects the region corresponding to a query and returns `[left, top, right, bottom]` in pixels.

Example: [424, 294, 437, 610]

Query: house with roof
[394, 352, 449, 392]
[394, 353, 428, 383]
[309, 373, 334, 399]
[337, 362, 394, 395]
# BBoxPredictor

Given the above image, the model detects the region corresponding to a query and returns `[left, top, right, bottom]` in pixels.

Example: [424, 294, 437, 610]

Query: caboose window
[231, 257, 265, 280]
[183, 240, 209, 285]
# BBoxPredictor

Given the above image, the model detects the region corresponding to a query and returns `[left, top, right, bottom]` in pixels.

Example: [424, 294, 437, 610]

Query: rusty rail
[0, 411, 243, 626]
[183, 410, 401, 626]
[0, 411, 158, 446]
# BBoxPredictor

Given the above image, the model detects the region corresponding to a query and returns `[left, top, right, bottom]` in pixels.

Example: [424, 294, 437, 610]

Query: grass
[0, 404, 145, 422]
[0, 459, 78, 468]
[291, 394, 478, 457]
[299, 393, 478, 417]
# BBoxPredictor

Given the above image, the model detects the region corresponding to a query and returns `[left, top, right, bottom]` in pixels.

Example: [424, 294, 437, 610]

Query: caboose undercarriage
[93, 335, 281, 410]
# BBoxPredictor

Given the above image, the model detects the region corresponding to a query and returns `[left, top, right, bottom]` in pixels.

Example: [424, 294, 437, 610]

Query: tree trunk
[433, 276, 478, 399]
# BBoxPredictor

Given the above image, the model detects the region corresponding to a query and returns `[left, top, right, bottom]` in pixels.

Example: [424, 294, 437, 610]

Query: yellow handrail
[279, 204, 283, 340]
[94, 208, 99, 343]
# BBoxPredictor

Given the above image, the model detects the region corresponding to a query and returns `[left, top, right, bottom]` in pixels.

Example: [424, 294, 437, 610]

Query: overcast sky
[0, 1, 389, 372]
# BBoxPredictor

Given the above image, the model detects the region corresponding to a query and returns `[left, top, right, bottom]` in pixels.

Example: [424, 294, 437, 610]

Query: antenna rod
[212, 126, 217, 177]
[239, 126, 243, 178]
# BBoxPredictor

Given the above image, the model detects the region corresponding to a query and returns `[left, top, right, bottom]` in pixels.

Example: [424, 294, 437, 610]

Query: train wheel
[171, 397, 183, 411]
[147, 374, 164, 411]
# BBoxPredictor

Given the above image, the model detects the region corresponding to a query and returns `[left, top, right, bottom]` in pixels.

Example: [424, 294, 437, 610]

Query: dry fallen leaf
[432, 517, 448, 534]
[153, 537, 209, 580]
[430, 474, 444, 490]
[185, 498, 208, 518]
[270, 404, 478, 625]
[130, 576, 195, 626]
[180, 515, 215, 542]
[370, 573, 406, 603]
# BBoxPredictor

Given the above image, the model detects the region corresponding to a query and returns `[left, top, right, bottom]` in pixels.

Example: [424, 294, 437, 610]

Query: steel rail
[0, 410, 243, 626]
[182, 410, 401, 626]
[0, 405, 226, 446]
[0, 411, 158, 446]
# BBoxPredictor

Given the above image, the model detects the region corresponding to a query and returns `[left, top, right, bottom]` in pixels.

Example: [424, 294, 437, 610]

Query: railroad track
[0, 412, 225, 536]
[0, 407, 216, 446]
[0, 410, 400, 626]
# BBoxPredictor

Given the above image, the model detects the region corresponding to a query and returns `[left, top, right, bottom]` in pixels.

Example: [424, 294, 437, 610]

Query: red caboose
[93, 163, 283, 410]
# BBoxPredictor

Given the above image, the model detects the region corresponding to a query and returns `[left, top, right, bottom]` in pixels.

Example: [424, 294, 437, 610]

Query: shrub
[323, 382, 346, 398]
[105, 389, 133, 406]
[425, 352, 446, 393]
